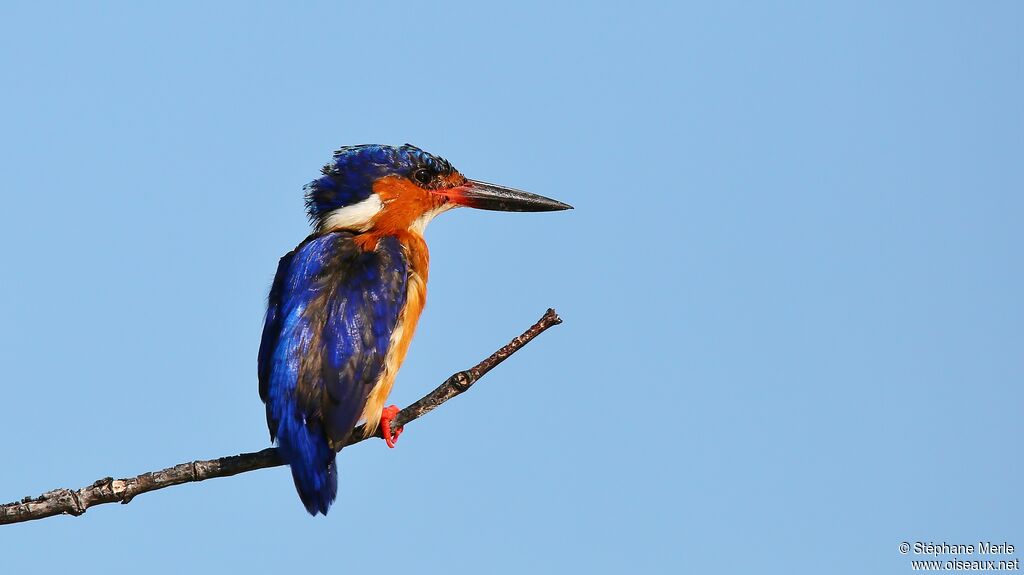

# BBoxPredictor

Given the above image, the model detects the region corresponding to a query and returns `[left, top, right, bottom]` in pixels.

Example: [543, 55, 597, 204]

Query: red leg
[380, 405, 404, 448]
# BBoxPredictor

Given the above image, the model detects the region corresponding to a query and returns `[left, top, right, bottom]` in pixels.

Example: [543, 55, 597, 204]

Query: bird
[258, 144, 571, 515]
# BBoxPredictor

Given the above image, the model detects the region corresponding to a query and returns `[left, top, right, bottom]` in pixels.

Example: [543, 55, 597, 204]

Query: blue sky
[1, 2, 1021, 573]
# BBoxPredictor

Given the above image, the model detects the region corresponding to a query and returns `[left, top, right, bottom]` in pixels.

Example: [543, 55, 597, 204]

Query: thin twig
[0, 309, 562, 525]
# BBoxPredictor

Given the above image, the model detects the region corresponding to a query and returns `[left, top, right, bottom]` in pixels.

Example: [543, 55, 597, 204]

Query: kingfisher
[258, 144, 571, 515]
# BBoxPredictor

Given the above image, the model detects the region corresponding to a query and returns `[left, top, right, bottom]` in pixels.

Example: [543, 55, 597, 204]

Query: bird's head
[304, 144, 571, 234]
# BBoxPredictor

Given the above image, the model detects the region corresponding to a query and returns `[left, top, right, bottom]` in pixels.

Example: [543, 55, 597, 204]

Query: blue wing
[258, 232, 407, 515]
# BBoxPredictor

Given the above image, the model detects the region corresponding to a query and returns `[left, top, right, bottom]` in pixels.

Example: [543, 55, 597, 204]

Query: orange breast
[359, 230, 430, 436]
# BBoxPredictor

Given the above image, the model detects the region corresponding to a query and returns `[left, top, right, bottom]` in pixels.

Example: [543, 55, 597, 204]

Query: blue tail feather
[275, 412, 338, 516]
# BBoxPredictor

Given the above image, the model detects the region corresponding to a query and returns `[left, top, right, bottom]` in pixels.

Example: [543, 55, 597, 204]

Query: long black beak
[444, 179, 573, 212]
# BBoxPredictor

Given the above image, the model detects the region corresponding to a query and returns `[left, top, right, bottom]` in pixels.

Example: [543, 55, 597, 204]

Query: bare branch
[0, 309, 562, 525]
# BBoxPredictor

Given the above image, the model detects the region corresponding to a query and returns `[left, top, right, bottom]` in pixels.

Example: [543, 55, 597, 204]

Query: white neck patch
[409, 203, 456, 235]
[319, 194, 384, 232]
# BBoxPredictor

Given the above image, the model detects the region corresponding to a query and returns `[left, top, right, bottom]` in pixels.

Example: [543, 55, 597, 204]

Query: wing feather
[258, 232, 407, 448]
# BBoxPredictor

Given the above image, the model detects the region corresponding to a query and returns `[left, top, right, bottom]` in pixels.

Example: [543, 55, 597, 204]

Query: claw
[380, 405, 404, 448]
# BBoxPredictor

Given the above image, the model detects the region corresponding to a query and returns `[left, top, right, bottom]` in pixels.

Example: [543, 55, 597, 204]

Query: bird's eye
[412, 168, 433, 186]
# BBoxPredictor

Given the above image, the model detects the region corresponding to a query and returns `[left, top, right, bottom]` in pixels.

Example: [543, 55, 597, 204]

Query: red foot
[380, 405, 404, 448]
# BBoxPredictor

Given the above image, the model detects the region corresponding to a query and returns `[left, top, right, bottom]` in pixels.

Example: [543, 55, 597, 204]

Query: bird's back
[258, 231, 408, 514]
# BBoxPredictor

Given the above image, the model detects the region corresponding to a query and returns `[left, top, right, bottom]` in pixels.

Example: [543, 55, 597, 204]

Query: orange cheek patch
[369, 176, 445, 235]
[372, 176, 422, 203]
